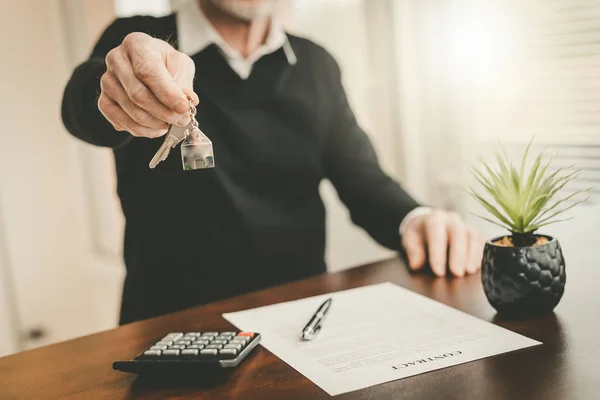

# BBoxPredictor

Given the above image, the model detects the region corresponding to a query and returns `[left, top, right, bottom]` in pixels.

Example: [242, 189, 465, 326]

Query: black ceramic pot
[481, 235, 566, 317]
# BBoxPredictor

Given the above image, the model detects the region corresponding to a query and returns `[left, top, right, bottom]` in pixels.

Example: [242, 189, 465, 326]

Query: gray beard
[207, 0, 278, 21]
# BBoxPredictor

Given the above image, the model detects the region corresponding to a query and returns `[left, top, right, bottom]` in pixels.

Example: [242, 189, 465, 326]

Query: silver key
[148, 123, 191, 169]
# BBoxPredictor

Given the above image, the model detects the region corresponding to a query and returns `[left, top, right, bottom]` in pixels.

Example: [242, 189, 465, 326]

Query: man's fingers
[467, 230, 485, 274]
[402, 226, 426, 271]
[117, 33, 190, 114]
[182, 87, 200, 106]
[98, 93, 167, 138]
[129, 52, 189, 115]
[424, 213, 448, 277]
[447, 213, 467, 277]
[100, 72, 169, 131]
[107, 53, 191, 127]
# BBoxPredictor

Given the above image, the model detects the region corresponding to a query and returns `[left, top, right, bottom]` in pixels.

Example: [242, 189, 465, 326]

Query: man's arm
[62, 16, 197, 148]
[322, 55, 485, 276]
[322, 57, 420, 251]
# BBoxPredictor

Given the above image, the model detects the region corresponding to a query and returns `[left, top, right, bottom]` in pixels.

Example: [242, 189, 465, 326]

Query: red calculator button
[238, 332, 254, 338]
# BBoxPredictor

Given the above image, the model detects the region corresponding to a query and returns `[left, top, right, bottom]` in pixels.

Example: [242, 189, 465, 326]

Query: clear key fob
[180, 96, 215, 170]
[181, 126, 215, 170]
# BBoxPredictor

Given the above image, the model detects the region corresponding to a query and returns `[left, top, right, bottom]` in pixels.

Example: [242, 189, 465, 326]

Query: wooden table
[1, 256, 598, 400]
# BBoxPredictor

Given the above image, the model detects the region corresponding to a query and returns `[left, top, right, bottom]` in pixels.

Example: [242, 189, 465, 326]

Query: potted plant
[470, 141, 591, 317]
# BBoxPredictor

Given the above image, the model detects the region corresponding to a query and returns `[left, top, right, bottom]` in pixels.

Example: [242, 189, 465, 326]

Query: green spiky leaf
[469, 141, 591, 235]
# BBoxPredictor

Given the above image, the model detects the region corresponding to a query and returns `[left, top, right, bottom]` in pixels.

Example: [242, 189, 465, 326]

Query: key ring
[186, 95, 199, 128]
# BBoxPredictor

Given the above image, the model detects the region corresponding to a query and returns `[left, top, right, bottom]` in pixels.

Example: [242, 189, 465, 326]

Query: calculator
[113, 331, 261, 374]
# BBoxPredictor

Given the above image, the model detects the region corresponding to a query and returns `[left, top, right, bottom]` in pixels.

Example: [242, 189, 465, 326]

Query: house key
[148, 121, 193, 169]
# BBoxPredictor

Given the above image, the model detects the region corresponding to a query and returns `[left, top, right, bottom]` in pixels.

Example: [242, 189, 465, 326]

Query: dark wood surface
[1, 256, 597, 400]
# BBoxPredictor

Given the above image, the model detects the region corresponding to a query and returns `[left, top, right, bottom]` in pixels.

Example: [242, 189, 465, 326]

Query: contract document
[223, 282, 541, 396]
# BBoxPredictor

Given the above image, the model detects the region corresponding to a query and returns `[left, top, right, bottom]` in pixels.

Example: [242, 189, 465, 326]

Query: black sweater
[62, 15, 419, 324]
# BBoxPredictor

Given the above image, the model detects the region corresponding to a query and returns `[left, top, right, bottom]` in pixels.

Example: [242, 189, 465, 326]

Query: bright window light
[441, 0, 522, 85]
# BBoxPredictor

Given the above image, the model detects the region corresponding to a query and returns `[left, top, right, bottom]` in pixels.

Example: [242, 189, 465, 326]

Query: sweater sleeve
[323, 56, 420, 250]
[61, 18, 143, 148]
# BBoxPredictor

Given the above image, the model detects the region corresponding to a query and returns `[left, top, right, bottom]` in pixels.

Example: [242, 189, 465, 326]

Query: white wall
[0, 197, 18, 356]
[0, 0, 123, 352]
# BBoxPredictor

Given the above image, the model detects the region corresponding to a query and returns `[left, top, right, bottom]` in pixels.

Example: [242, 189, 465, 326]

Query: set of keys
[149, 96, 215, 170]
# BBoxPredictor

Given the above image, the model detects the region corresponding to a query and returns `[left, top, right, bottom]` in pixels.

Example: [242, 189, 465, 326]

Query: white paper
[223, 282, 541, 396]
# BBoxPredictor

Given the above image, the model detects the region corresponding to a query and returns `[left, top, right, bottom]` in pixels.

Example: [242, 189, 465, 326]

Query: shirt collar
[176, 0, 297, 66]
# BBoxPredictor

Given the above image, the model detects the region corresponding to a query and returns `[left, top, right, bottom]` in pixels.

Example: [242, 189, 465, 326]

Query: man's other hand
[98, 32, 200, 138]
[401, 210, 485, 277]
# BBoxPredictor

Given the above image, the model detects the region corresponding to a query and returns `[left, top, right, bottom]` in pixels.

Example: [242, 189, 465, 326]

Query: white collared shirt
[176, 0, 296, 79]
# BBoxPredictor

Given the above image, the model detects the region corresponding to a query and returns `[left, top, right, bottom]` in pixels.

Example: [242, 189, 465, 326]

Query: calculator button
[211, 340, 227, 345]
[162, 333, 183, 341]
[203, 332, 219, 336]
[193, 340, 209, 345]
[187, 344, 205, 349]
[143, 350, 162, 356]
[238, 332, 254, 338]
[200, 349, 218, 356]
[163, 349, 181, 356]
[181, 349, 199, 356]
[174, 340, 191, 345]
[155, 341, 173, 347]
[220, 332, 237, 336]
[215, 335, 233, 341]
[168, 345, 186, 350]
[199, 335, 215, 341]
[186, 332, 202, 336]
[150, 345, 168, 351]
[219, 349, 238, 357]
[229, 339, 248, 346]
[233, 336, 250, 342]
[206, 344, 223, 349]
[224, 343, 242, 351]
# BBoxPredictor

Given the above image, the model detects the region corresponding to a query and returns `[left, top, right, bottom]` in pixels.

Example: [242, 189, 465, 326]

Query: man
[62, 0, 484, 325]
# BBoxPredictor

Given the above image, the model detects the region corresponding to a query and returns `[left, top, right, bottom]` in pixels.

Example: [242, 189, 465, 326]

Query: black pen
[301, 298, 332, 341]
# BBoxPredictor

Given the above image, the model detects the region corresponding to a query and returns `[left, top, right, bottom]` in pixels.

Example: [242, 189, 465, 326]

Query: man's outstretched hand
[401, 210, 486, 277]
[99, 32, 200, 138]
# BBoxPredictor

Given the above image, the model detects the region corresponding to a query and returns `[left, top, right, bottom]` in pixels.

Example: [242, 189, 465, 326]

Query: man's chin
[207, 0, 277, 22]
